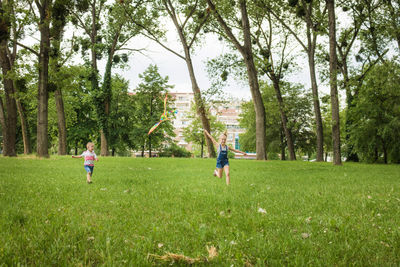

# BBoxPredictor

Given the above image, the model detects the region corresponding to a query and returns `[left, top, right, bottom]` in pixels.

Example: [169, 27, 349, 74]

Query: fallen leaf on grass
[148, 246, 218, 264]
[380, 241, 390, 247]
[305, 217, 312, 223]
[148, 253, 201, 264]
[207, 245, 218, 259]
[301, 233, 310, 239]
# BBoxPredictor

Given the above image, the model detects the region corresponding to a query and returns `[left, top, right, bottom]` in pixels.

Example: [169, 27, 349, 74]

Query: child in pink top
[72, 142, 99, 184]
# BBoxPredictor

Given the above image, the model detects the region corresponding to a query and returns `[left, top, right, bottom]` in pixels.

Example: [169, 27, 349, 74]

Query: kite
[148, 93, 178, 135]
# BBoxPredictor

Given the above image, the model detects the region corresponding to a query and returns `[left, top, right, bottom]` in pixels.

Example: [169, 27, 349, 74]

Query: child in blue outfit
[204, 129, 247, 185]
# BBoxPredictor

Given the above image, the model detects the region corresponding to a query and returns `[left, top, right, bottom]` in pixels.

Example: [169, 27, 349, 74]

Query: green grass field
[0, 156, 399, 266]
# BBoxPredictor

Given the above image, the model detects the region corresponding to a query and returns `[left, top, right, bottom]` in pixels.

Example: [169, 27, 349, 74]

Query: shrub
[159, 144, 192, 158]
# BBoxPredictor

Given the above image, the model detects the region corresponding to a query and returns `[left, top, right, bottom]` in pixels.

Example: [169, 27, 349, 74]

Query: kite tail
[148, 121, 161, 135]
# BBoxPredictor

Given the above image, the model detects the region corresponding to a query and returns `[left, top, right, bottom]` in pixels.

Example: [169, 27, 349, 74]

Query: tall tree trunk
[99, 26, 120, 156]
[271, 76, 296, 160]
[280, 129, 286, 160]
[0, 1, 17, 157]
[0, 40, 17, 157]
[207, 0, 267, 160]
[165, 0, 215, 158]
[36, 0, 51, 158]
[200, 136, 204, 158]
[50, 27, 68, 155]
[244, 51, 267, 160]
[341, 58, 358, 162]
[382, 138, 387, 164]
[327, 0, 341, 165]
[303, 2, 324, 162]
[308, 43, 324, 162]
[148, 135, 152, 158]
[0, 96, 6, 152]
[89, 0, 105, 156]
[54, 88, 67, 154]
[15, 96, 31, 154]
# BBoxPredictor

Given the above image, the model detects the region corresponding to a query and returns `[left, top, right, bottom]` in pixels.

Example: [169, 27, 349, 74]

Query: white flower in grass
[87, 236, 95, 241]
[258, 208, 266, 214]
[158, 243, 164, 248]
[100, 188, 107, 191]
[367, 195, 372, 199]
[230, 240, 237, 245]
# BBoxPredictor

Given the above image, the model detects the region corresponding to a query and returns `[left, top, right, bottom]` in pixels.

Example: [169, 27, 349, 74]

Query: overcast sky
[108, 20, 322, 101]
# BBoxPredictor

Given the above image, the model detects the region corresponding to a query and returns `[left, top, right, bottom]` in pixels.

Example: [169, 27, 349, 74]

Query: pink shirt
[81, 150, 97, 166]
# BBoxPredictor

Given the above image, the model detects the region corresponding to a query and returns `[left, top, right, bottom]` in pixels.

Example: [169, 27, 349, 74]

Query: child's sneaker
[213, 170, 217, 177]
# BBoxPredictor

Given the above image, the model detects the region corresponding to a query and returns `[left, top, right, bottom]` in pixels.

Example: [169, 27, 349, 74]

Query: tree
[265, 0, 327, 162]
[108, 75, 135, 156]
[182, 100, 225, 158]
[49, 0, 74, 155]
[239, 81, 314, 159]
[250, 3, 297, 160]
[0, 0, 17, 156]
[132, 65, 175, 157]
[71, 0, 152, 156]
[33, 0, 52, 157]
[349, 61, 400, 163]
[326, 0, 342, 165]
[122, 0, 217, 158]
[206, 0, 267, 160]
[64, 65, 98, 155]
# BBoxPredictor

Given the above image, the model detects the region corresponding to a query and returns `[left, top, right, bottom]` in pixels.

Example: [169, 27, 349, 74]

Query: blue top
[217, 144, 228, 161]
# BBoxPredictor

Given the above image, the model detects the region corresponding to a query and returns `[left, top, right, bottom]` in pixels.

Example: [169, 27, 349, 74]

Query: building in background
[169, 92, 245, 154]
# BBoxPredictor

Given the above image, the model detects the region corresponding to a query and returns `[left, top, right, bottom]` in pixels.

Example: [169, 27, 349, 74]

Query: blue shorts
[84, 165, 94, 174]
[216, 159, 229, 169]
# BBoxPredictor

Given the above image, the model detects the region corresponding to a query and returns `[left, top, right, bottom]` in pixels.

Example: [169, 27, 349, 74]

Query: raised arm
[203, 129, 219, 146]
[228, 146, 247, 155]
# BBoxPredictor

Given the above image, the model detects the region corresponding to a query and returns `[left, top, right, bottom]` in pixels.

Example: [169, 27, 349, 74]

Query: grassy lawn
[0, 156, 399, 266]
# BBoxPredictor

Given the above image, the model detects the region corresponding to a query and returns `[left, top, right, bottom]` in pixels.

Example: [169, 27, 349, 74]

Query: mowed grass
[0, 156, 399, 266]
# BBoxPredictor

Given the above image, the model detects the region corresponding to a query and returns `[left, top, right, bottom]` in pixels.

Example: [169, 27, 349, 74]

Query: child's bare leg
[224, 165, 230, 185]
[216, 168, 223, 178]
[87, 172, 92, 183]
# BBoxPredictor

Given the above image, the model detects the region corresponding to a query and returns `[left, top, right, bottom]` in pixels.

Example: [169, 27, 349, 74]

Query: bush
[159, 144, 192, 158]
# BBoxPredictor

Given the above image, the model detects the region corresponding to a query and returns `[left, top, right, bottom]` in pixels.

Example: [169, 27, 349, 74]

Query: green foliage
[349, 61, 400, 163]
[108, 75, 136, 155]
[182, 100, 225, 157]
[159, 143, 192, 157]
[239, 81, 315, 158]
[131, 65, 175, 153]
